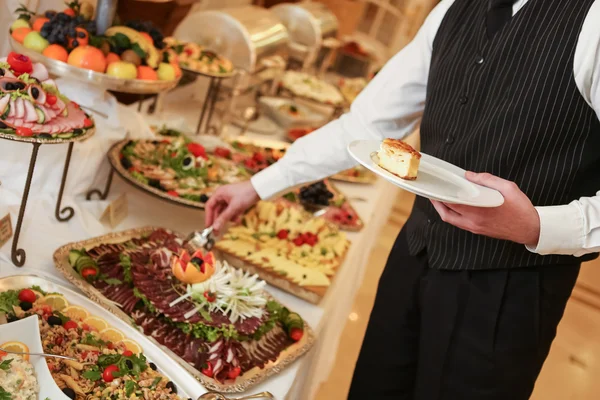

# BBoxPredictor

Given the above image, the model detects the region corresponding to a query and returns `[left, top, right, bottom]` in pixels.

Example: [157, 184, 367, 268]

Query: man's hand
[430, 172, 541, 246]
[205, 181, 260, 234]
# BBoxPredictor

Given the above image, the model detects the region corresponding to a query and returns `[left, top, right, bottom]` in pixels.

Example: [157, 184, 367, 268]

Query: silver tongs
[184, 226, 215, 252]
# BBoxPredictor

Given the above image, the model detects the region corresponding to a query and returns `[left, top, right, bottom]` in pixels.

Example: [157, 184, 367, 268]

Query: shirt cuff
[526, 203, 586, 255]
[250, 164, 289, 200]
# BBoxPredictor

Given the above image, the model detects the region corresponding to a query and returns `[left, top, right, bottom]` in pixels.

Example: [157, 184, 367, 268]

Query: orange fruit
[67, 45, 107, 73]
[139, 32, 153, 45]
[63, 8, 76, 17]
[136, 65, 157, 80]
[68, 27, 89, 48]
[171, 62, 182, 78]
[11, 27, 32, 44]
[43, 44, 69, 62]
[32, 17, 49, 32]
[105, 52, 120, 65]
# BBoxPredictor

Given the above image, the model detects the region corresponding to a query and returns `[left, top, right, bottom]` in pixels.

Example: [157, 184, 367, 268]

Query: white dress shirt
[251, 0, 600, 258]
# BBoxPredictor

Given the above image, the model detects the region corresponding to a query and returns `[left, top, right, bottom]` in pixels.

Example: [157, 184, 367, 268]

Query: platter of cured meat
[0, 274, 203, 399]
[107, 138, 251, 209]
[216, 200, 351, 304]
[0, 52, 95, 144]
[53, 227, 315, 392]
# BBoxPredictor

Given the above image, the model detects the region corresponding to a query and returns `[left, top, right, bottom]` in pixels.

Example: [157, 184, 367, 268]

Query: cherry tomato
[63, 8, 76, 16]
[82, 324, 91, 332]
[201, 362, 213, 377]
[107, 342, 115, 350]
[244, 159, 257, 170]
[214, 147, 231, 159]
[290, 327, 304, 342]
[305, 235, 317, 247]
[102, 365, 119, 383]
[122, 350, 133, 357]
[252, 152, 265, 162]
[18, 289, 36, 303]
[15, 127, 34, 137]
[63, 320, 78, 330]
[276, 229, 289, 240]
[293, 237, 304, 247]
[46, 94, 57, 106]
[166, 191, 179, 197]
[54, 336, 63, 346]
[7, 52, 33, 75]
[81, 267, 97, 280]
[187, 143, 206, 158]
[40, 305, 53, 315]
[203, 291, 216, 303]
[227, 366, 242, 379]
[83, 118, 93, 128]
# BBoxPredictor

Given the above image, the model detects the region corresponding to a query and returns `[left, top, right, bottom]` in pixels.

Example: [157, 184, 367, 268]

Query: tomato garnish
[214, 147, 231, 159]
[227, 366, 242, 379]
[102, 365, 119, 383]
[7, 52, 33, 75]
[46, 94, 57, 106]
[290, 327, 304, 342]
[201, 362, 213, 377]
[122, 350, 133, 357]
[83, 117, 93, 128]
[252, 152, 265, 163]
[187, 143, 206, 158]
[276, 229, 289, 240]
[81, 267, 97, 280]
[293, 237, 304, 246]
[15, 127, 34, 137]
[203, 291, 216, 303]
[63, 320, 78, 330]
[18, 289, 36, 303]
[166, 190, 179, 197]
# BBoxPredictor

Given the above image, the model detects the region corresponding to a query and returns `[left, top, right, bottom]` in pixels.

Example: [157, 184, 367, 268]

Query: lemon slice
[62, 305, 90, 321]
[39, 294, 69, 311]
[99, 328, 125, 343]
[119, 339, 142, 355]
[83, 316, 108, 332]
[0, 341, 30, 361]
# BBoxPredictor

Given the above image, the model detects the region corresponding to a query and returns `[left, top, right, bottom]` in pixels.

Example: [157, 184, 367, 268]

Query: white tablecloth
[0, 86, 398, 399]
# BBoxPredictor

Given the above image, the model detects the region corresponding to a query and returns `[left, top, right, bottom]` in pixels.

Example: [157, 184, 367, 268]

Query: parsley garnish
[0, 359, 12, 371]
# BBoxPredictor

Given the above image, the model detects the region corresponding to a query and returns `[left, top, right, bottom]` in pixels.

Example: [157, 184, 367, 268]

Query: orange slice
[62, 305, 90, 321]
[39, 294, 69, 311]
[99, 328, 125, 343]
[83, 316, 108, 332]
[0, 341, 30, 361]
[119, 339, 142, 355]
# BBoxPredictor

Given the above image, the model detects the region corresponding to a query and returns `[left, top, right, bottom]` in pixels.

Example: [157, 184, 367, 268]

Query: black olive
[73, 128, 83, 134]
[4, 83, 14, 91]
[38, 133, 53, 139]
[121, 157, 132, 170]
[7, 315, 18, 323]
[148, 179, 162, 190]
[166, 381, 177, 394]
[149, 362, 157, 370]
[0, 68, 4, 76]
[125, 359, 134, 369]
[199, 194, 209, 203]
[78, 31, 86, 38]
[182, 156, 193, 166]
[62, 387, 76, 399]
[47, 315, 63, 326]
[190, 257, 203, 266]
[14, 82, 25, 90]
[31, 87, 39, 99]
[19, 301, 32, 311]
[0, 121, 7, 129]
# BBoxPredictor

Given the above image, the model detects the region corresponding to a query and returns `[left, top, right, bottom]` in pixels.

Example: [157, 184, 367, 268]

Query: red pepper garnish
[46, 94, 57, 106]
[63, 320, 78, 330]
[290, 327, 304, 342]
[227, 366, 242, 379]
[167, 190, 179, 197]
[201, 362, 214, 377]
[7, 52, 33, 75]
[187, 143, 206, 158]
[15, 127, 34, 137]
[277, 229, 289, 240]
[293, 237, 304, 246]
[203, 291, 216, 303]
[83, 117, 93, 128]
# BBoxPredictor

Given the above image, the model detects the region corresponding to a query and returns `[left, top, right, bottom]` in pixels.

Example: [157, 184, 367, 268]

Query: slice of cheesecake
[376, 138, 421, 180]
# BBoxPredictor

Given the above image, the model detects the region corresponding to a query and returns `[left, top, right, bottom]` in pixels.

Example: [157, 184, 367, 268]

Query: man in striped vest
[206, 0, 600, 398]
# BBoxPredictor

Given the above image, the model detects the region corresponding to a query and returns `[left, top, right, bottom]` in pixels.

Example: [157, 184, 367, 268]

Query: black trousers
[348, 228, 580, 400]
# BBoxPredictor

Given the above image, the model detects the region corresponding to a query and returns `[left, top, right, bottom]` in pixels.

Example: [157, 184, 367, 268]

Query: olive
[149, 362, 157, 371]
[0, 121, 7, 129]
[121, 157, 133, 170]
[47, 315, 63, 326]
[0, 68, 4, 76]
[181, 155, 194, 170]
[31, 87, 39, 99]
[125, 359, 133, 369]
[199, 194, 209, 203]
[190, 257, 203, 266]
[19, 301, 32, 311]
[166, 381, 177, 394]
[148, 179, 162, 190]
[38, 133, 53, 138]
[73, 128, 83, 134]
[13, 82, 25, 90]
[4, 83, 14, 91]
[62, 387, 76, 399]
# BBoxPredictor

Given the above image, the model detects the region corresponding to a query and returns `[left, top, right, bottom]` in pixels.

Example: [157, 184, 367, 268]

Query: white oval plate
[347, 140, 505, 207]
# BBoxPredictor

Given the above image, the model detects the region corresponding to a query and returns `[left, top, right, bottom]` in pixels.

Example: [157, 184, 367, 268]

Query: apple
[10, 19, 30, 32]
[157, 62, 176, 81]
[23, 31, 49, 53]
[106, 61, 137, 79]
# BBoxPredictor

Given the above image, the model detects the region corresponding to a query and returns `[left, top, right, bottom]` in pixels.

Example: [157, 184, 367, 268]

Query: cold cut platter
[53, 227, 315, 392]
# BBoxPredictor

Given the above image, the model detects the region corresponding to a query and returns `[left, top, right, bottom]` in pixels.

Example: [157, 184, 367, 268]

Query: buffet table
[0, 85, 398, 399]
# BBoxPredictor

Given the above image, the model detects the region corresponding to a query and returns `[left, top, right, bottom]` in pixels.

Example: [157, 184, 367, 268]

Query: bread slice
[376, 138, 421, 180]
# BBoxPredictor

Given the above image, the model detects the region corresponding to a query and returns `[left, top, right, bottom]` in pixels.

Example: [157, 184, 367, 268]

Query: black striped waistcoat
[405, 0, 600, 270]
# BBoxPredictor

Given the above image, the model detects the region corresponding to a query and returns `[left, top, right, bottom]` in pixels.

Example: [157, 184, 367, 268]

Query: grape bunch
[299, 181, 334, 206]
[125, 20, 165, 49]
[40, 12, 89, 46]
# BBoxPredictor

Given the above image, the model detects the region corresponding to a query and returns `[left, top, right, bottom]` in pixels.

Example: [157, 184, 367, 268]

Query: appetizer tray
[53, 227, 316, 392]
[107, 138, 250, 209]
[216, 200, 351, 304]
[0, 274, 202, 398]
[10, 36, 180, 94]
[164, 37, 236, 79]
[0, 126, 94, 145]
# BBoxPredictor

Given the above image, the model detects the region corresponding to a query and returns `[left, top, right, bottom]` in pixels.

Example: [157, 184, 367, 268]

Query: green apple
[23, 31, 49, 53]
[157, 62, 176, 81]
[10, 19, 31, 32]
[106, 61, 137, 79]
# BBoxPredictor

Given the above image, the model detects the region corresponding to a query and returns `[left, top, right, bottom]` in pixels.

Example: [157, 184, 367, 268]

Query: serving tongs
[183, 226, 216, 252]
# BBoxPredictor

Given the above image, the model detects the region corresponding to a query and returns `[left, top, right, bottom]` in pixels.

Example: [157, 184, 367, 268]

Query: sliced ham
[2, 102, 88, 134]
[0, 96, 9, 115]
[7, 99, 15, 118]
[15, 98, 24, 119]
[23, 99, 37, 122]
[31, 63, 49, 82]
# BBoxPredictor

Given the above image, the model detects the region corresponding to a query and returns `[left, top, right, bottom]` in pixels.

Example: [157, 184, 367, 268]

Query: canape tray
[53, 226, 316, 393]
[0, 126, 95, 145]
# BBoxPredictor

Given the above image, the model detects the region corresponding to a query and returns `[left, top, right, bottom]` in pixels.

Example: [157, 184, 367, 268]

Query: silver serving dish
[174, 6, 289, 74]
[0, 127, 95, 145]
[9, 36, 180, 94]
[0, 274, 204, 398]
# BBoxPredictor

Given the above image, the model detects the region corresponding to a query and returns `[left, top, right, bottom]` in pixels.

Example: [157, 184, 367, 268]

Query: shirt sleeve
[251, 0, 456, 200]
[528, 2, 600, 257]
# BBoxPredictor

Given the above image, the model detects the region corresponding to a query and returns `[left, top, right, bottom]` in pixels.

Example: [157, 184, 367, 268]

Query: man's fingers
[213, 204, 239, 234]
[465, 171, 517, 193]
[431, 200, 461, 224]
[204, 192, 223, 227]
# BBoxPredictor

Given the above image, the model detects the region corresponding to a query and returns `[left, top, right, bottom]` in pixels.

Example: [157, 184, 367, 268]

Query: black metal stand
[55, 142, 75, 222]
[86, 169, 115, 201]
[196, 76, 222, 134]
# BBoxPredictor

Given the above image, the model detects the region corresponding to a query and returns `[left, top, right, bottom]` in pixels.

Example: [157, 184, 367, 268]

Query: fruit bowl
[9, 35, 180, 94]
